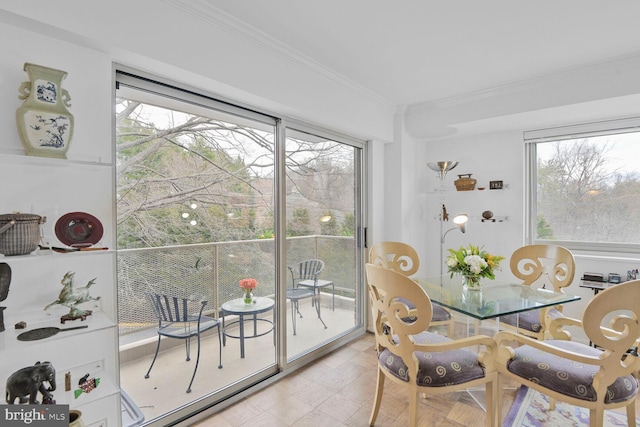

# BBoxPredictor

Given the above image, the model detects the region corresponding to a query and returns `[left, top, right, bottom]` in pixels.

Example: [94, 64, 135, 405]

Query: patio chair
[287, 260, 328, 335]
[291, 259, 335, 311]
[144, 293, 223, 393]
[494, 279, 640, 426]
[365, 263, 497, 427]
[499, 244, 575, 340]
[369, 241, 455, 337]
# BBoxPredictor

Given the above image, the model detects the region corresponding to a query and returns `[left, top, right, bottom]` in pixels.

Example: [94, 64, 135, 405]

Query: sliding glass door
[284, 127, 363, 361]
[114, 71, 365, 426]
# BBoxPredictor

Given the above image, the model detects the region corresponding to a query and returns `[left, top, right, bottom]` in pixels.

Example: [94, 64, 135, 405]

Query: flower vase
[16, 63, 74, 159]
[69, 410, 85, 427]
[243, 290, 253, 305]
[462, 275, 482, 291]
[462, 284, 483, 307]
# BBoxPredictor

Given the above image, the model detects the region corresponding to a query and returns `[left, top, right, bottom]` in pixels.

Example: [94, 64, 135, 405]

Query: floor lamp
[426, 161, 467, 277]
[440, 213, 468, 277]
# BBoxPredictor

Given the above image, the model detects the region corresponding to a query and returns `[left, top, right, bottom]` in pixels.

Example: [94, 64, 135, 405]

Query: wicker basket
[0, 213, 46, 256]
[454, 174, 477, 191]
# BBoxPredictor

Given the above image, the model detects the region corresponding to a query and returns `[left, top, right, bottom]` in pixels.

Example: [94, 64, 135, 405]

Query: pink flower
[239, 278, 258, 290]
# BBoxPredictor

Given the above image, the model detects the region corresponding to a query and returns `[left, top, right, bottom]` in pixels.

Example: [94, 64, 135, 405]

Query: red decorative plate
[54, 212, 103, 247]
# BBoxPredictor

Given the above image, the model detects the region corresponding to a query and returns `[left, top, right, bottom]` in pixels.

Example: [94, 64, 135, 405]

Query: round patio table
[221, 297, 274, 358]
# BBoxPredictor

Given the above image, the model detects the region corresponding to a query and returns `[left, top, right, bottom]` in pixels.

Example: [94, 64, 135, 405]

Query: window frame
[525, 117, 640, 255]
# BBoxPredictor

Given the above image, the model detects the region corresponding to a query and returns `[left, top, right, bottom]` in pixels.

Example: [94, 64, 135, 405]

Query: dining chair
[499, 244, 575, 340]
[144, 293, 223, 393]
[369, 241, 455, 337]
[365, 263, 498, 427]
[286, 260, 327, 335]
[290, 259, 335, 311]
[494, 279, 640, 427]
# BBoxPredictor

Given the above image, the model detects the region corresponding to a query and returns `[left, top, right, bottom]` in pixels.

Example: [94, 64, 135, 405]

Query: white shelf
[55, 359, 118, 408]
[427, 185, 510, 196]
[0, 150, 113, 167]
[0, 312, 115, 352]
[1, 248, 113, 261]
[475, 216, 508, 223]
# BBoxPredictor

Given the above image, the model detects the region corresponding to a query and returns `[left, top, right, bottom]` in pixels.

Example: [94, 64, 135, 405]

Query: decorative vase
[69, 410, 85, 427]
[243, 290, 253, 305]
[16, 63, 74, 159]
[462, 275, 482, 291]
[462, 284, 483, 307]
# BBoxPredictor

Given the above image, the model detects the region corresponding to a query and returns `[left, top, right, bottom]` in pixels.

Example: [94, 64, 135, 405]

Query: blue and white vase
[16, 63, 74, 159]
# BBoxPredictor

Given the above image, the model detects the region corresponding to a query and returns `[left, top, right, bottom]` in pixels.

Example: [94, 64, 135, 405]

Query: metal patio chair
[144, 293, 222, 393]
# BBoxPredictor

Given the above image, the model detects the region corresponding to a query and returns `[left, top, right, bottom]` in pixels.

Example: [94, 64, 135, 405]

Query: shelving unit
[430, 181, 510, 224]
[0, 152, 119, 426]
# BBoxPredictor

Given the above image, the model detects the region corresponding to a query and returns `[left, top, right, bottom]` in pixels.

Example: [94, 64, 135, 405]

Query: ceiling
[206, 1, 640, 109]
[4, 1, 640, 139]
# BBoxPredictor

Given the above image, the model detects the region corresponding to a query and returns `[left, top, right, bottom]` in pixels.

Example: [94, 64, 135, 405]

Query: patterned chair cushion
[379, 331, 486, 387]
[507, 340, 638, 403]
[432, 303, 452, 322]
[501, 307, 562, 333]
[396, 297, 451, 322]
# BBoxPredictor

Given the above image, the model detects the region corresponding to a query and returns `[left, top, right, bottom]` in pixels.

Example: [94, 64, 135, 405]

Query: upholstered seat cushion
[432, 303, 452, 322]
[379, 331, 486, 387]
[501, 307, 562, 333]
[396, 297, 451, 322]
[507, 340, 638, 404]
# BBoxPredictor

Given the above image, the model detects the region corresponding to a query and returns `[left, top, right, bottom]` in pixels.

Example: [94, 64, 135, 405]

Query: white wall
[0, 3, 398, 421]
[417, 131, 524, 278]
[0, 3, 394, 145]
[412, 127, 640, 329]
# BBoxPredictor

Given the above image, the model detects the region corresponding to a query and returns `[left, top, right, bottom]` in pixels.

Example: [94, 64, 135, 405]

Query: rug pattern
[504, 385, 638, 427]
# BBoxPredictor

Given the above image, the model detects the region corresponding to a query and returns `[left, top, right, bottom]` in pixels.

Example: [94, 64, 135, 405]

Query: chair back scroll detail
[510, 244, 575, 291]
[582, 280, 640, 364]
[369, 241, 419, 277]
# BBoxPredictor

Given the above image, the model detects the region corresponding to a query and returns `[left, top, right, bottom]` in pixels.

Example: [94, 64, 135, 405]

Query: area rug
[503, 385, 639, 426]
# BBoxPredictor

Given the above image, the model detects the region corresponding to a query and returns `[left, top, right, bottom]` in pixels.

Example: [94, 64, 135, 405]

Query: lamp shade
[427, 161, 458, 180]
[453, 214, 468, 225]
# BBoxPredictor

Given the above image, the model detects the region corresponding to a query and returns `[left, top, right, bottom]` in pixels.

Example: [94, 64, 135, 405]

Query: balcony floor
[119, 297, 356, 423]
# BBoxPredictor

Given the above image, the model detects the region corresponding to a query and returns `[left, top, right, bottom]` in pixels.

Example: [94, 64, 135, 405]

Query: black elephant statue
[5, 361, 56, 404]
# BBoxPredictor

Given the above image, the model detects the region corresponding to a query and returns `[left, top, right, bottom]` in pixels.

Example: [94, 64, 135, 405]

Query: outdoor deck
[119, 297, 356, 424]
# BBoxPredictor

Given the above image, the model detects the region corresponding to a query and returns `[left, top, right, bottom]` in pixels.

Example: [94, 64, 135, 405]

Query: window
[525, 118, 640, 253]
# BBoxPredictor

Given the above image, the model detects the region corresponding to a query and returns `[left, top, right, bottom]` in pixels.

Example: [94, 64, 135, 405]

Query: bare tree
[537, 139, 640, 243]
[116, 98, 353, 248]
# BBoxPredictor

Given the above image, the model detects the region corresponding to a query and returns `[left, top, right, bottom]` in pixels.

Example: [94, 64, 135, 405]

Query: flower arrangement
[239, 278, 258, 304]
[446, 245, 504, 288]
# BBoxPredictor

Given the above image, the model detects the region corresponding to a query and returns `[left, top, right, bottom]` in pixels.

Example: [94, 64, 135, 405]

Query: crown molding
[410, 50, 640, 111]
[161, 0, 393, 110]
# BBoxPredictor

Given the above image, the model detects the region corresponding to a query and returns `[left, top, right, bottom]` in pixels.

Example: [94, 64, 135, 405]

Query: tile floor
[191, 331, 640, 426]
[191, 332, 517, 427]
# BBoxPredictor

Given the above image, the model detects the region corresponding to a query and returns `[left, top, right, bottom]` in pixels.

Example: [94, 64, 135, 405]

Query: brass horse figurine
[45, 271, 100, 322]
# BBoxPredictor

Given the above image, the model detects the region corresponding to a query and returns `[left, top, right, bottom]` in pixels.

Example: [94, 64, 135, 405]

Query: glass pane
[536, 133, 640, 244]
[285, 129, 359, 360]
[116, 88, 277, 424]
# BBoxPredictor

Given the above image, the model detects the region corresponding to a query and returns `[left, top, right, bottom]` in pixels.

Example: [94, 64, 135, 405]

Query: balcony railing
[116, 235, 356, 336]
[117, 235, 358, 424]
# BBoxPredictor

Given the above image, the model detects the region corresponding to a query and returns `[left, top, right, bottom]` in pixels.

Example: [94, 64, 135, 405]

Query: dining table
[416, 275, 582, 322]
[416, 275, 582, 411]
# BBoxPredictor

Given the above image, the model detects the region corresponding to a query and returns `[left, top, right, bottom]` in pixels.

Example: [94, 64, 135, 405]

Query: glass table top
[221, 297, 274, 314]
[416, 276, 581, 320]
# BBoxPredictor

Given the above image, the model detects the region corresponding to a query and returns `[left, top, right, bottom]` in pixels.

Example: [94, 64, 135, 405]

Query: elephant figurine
[5, 361, 56, 404]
